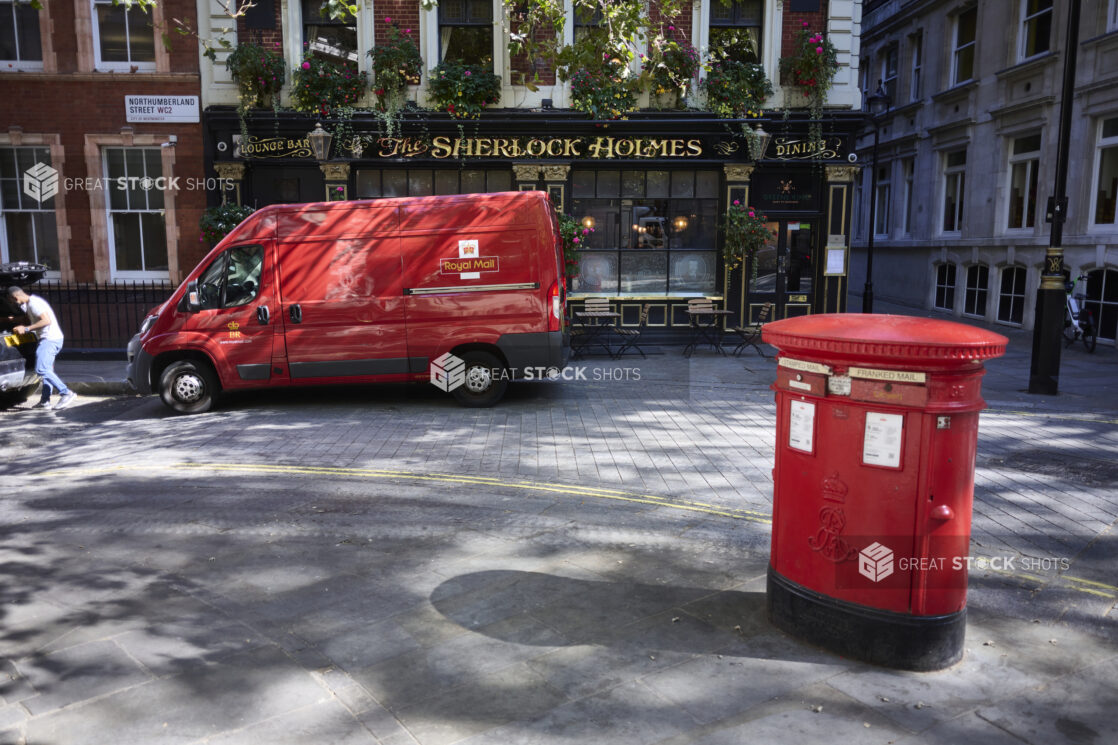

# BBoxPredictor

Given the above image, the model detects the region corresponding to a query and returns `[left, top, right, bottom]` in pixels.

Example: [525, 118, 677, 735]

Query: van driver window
[196, 245, 264, 309]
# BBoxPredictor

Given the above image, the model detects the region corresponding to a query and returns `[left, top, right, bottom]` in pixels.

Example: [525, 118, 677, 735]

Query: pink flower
[384, 16, 391, 23]
[302, 61, 310, 69]
[405, 28, 411, 34]
[733, 200, 740, 206]
[582, 228, 589, 235]
[802, 21, 809, 27]
[668, 25, 674, 31]
[573, 237, 580, 244]
[336, 186, 343, 192]
[816, 47, 823, 54]
[749, 211, 756, 217]
[464, 70, 471, 76]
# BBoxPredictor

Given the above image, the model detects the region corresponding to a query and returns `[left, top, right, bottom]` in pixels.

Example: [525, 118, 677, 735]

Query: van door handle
[289, 304, 302, 324]
[256, 306, 270, 325]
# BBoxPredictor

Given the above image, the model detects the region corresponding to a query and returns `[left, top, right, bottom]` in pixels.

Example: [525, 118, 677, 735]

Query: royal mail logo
[440, 256, 499, 275]
[858, 542, 894, 583]
[23, 162, 59, 203]
[430, 352, 465, 392]
[226, 321, 242, 339]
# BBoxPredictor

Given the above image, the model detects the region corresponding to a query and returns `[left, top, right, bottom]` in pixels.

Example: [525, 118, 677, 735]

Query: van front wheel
[451, 351, 508, 407]
[160, 360, 219, 414]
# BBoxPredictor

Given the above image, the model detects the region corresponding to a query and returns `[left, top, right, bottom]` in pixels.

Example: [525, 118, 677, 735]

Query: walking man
[6, 286, 76, 410]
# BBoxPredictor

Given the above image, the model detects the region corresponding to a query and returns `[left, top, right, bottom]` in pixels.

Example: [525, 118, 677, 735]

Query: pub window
[902, 158, 915, 235]
[909, 31, 923, 102]
[439, 0, 494, 71]
[570, 169, 719, 296]
[964, 264, 989, 317]
[103, 148, 168, 278]
[92, 0, 155, 70]
[1019, 0, 1052, 61]
[302, 0, 358, 65]
[997, 265, 1027, 325]
[1092, 117, 1118, 226]
[951, 7, 976, 86]
[0, 147, 58, 271]
[709, 0, 762, 64]
[879, 45, 898, 104]
[874, 163, 891, 236]
[1007, 133, 1041, 230]
[356, 168, 511, 198]
[0, 0, 42, 67]
[934, 263, 956, 311]
[942, 149, 966, 233]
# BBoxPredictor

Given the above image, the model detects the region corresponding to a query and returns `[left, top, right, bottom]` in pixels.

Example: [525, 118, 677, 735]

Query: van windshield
[197, 245, 264, 309]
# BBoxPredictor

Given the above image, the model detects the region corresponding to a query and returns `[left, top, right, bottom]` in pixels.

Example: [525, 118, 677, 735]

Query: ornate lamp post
[747, 122, 773, 162]
[862, 83, 892, 314]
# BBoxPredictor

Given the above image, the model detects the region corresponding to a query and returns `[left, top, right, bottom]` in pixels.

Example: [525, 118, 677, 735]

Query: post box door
[771, 392, 926, 614]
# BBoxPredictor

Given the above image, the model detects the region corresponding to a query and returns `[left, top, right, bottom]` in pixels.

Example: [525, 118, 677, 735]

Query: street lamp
[307, 122, 333, 163]
[862, 83, 892, 314]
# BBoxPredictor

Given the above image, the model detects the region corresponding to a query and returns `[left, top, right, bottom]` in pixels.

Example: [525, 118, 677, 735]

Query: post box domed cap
[761, 313, 1008, 368]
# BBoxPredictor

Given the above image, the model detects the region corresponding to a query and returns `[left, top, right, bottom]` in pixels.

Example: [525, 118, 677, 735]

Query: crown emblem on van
[226, 321, 242, 339]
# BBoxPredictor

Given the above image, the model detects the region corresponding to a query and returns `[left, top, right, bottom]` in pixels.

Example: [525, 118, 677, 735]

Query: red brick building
[1, 0, 206, 287]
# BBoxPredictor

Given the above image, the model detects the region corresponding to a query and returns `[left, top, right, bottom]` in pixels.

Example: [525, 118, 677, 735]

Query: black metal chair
[729, 302, 773, 357]
[612, 304, 649, 359]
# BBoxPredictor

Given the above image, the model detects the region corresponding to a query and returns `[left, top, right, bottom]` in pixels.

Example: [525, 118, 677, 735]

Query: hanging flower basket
[427, 62, 501, 119]
[723, 201, 774, 271]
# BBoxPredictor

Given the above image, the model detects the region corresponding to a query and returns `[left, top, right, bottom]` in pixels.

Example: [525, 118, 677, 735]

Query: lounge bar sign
[234, 135, 313, 159]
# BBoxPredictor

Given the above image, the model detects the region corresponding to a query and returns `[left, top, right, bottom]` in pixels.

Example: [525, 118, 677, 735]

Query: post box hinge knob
[930, 504, 955, 521]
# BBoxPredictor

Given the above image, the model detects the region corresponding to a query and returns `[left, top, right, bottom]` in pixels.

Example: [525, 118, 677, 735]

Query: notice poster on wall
[863, 412, 904, 468]
[788, 400, 815, 453]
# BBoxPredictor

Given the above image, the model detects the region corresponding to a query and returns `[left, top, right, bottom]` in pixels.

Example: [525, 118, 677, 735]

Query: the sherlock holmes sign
[232, 132, 846, 162]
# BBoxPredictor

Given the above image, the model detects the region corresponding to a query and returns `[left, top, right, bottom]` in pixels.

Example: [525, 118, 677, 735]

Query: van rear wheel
[160, 360, 219, 414]
[451, 351, 508, 408]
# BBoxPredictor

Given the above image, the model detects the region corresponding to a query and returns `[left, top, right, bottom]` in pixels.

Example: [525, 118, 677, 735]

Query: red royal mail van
[127, 191, 569, 413]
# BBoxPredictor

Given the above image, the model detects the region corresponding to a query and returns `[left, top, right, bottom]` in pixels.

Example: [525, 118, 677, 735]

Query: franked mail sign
[125, 95, 200, 123]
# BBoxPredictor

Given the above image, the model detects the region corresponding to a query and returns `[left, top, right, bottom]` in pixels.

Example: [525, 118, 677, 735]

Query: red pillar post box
[761, 314, 1007, 670]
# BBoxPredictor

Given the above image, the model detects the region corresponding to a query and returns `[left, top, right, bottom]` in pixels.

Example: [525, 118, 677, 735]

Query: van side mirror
[185, 280, 201, 312]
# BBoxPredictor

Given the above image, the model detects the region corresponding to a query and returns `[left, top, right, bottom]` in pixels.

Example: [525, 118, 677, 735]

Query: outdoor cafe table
[683, 308, 733, 357]
[573, 311, 622, 357]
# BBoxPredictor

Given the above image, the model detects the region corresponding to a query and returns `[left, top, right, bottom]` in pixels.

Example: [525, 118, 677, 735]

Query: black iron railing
[31, 281, 175, 349]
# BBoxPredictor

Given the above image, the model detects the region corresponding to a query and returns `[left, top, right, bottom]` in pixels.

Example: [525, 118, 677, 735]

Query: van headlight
[139, 314, 158, 335]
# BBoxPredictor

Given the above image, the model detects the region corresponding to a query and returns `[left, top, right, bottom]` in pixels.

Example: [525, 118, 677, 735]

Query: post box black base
[767, 566, 965, 671]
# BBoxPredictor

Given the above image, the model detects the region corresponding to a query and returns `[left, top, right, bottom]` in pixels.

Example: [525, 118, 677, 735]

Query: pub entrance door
[747, 219, 815, 320]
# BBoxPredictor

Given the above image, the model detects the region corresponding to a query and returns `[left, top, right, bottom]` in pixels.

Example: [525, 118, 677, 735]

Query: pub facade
[200, 0, 865, 337]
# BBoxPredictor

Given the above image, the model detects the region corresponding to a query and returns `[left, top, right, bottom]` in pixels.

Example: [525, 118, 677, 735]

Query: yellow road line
[36, 463, 1116, 600]
[42, 462, 772, 524]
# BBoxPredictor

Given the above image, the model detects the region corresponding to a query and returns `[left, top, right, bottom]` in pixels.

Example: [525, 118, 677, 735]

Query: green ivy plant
[641, 33, 700, 110]
[291, 48, 368, 118]
[225, 43, 286, 142]
[368, 21, 422, 137]
[199, 203, 256, 245]
[723, 201, 774, 272]
[701, 59, 772, 119]
[427, 62, 501, 119]
[780, 23, 840, 154]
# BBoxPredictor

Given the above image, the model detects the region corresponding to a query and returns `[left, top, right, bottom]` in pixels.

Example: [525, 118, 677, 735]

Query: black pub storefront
[204, 108, 863, 341]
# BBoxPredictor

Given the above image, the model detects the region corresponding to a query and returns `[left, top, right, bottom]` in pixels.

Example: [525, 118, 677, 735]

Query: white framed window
[1019, 0, 1053, 61]
[91, 0, 155, 70]
[439, 0, 495, 71]
[997, 265, 1027, 325]
[902, 157, 915, 235]
[942, 149, 967, 233]
[964, 264, 989, 317]
[935, 263, 956, 311]
[1092, 117, 1118, 227]
[709, 0, 763, 64]
[951, 8, 976, 86]
[0, 146, 58, 271]
[1007, 133, 1041, 230]
[0, 0, 42, 69]
[874, 164, 891, 236]
[103, 148, 167, 279]
[909, 32, 923, 102]
[880, 45, 898, 104]
[303, 0, 358, 65]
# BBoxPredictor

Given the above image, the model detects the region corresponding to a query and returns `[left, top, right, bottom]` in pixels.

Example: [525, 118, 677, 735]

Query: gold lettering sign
[238, 135, 312, 159]
[337, 135, 705, 161]
[772, 137, 842, 161]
